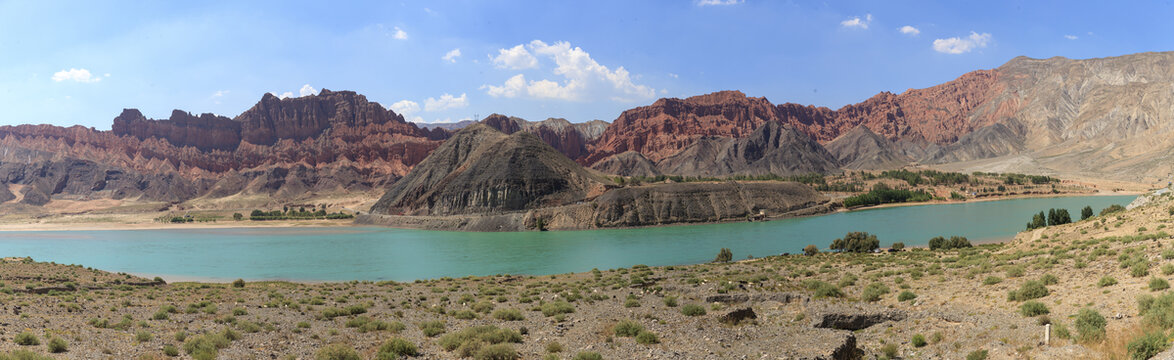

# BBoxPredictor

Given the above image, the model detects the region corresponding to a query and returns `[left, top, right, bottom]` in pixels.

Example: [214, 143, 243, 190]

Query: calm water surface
[0, 195, 1134, 282]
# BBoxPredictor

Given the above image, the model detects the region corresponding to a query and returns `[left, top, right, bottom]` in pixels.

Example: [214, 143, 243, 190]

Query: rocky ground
[0, 190, 1172, 359]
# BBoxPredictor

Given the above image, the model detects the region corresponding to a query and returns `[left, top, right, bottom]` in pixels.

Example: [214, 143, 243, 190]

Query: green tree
[803, 245, 819, 256]
[830, 232, 879, 253]
[1081, 206, 1094, 220]
[232, 213, 243, 221]
[713, 248, 733, 263]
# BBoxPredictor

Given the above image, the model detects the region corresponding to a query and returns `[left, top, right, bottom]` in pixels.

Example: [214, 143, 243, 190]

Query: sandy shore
[0, 219, 358, 232]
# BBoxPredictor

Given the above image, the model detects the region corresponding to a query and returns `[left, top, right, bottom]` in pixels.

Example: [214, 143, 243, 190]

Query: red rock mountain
[0, 89, 447, 206]
[584, 69, 1001, 166]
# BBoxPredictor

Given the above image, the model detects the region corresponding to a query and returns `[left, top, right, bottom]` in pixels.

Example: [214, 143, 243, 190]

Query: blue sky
[2, 0, 1172, 129]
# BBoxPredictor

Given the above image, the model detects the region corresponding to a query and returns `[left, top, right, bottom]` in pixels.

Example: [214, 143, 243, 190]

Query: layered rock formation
[481, 114, 608, 160]
[824, 126, 912, 170]
[369, 124, 611, 216]
[656, 122, 840, 177]
[584, 52, 1174, 182]
[589, 152, 662, 177]
[0, 89, 446, 207]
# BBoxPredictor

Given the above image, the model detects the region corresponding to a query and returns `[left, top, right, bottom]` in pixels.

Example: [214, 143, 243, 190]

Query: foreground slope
[7, 189, 1170, 359]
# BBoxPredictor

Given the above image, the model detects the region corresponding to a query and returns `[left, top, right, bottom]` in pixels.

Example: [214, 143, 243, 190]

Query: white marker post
[1044, 324, 1051, 345]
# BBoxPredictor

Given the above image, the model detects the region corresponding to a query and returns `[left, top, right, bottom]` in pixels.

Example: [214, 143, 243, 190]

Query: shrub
[14, 332, 39, 346]
[1074, 308, 1107, 342]
[808, 281, 844, 299]
[545, 342, 564, 353]
[1127, 331, 1169, 360]
[376, 338, 418, 358]
[861, 282, 890, 302]
[891, 242, 905, 251]
[635, 330, 660, 345]
[572, 352, 603, 360]
[438, 325, 522, 357]
[1005, 266, 1026, 278]
[420, 320, 446, 337]
[911, 334, 927, 347]
[315, 344, 361, 360]
[803, 244, 819, 256]
[1101, 204, 1125, 216]
[681, 304, 707, 316]
[714, 248, 733, 263]
[1098, 276, 1118, 287]
[1151, 277, 1170, 291]
[880, 343, 898, 358]
[1007, 281, 1048, 302]
[982, 276, 1003, 285]
[232, 279, 245, 288]
[47, 337, 67, 353]
[1040, 274, 1059, 285]
[183, 329, 237, 360]
[493, 309, 525, 321]
[474, 344, 518, 360]
[1138, 292, 1174, 330]
[135, 330, 153, 342]
[614, 319, 644, 337]
[1019, 301, 1050, 316]
[453, 310, 477, 320]
[624, 298, 641, 308]
[163, 344, 179, 357]
[829, 232, 880, 253]
[1133, 261, 1151, 278]
[898, 291, 917, 302]
[541, 301, 574, 317]
[966, 350, 989, 360]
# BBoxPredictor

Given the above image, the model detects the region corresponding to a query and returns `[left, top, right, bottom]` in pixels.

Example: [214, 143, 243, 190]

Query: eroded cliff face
[584, 52, 1174, 182]
[480, 114, 607, 160]
[112, 109, 242, 151]
[0, 89, 445, 207]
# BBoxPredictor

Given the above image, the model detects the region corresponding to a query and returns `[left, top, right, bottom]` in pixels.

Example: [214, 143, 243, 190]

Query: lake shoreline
[0, 190, 1142, 233]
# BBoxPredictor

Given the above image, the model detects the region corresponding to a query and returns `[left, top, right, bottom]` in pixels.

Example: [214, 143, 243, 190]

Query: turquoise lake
[0, 195, 1135, 282]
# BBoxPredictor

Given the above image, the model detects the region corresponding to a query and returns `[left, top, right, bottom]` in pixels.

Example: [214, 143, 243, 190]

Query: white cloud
[211, 90, 229, 98]
[1064, 34, 1078, 40]
[442, 48, 462, 63]
[668, 73, 679, 79]
[299, 84, 318, 97]
[484, 74, 526, 98]
[390, 100, 423, 122]
[932, 31, 992, 54]
[390, 100, 420, 115]
[393, 26, 408, 40]
[899, 25, 920, 36]
[841, 14, 872, 29]
[423, 93, 468, 112]
[51, 68, 101, 83]
[275, 92, 294, 99]
[491, 44, 538, 69]
[696, 0, 743, 5]
[483, 40, 656, 102]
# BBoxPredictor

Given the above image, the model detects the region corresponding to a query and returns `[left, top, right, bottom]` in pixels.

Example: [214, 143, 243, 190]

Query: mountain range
[2, 51, 1173, 211]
